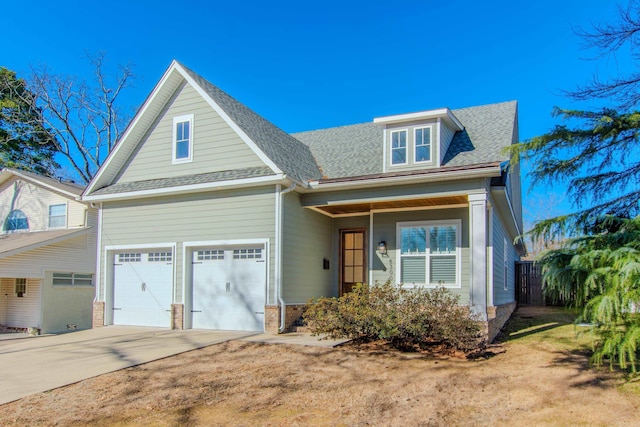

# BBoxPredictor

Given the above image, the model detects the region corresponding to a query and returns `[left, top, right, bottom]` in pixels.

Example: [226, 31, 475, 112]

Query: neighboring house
[0, 168, 97, 334]
[83, 61, 525, 340]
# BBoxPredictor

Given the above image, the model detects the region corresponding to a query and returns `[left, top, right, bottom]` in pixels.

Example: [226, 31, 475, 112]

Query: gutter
[275, 183, 297, 333]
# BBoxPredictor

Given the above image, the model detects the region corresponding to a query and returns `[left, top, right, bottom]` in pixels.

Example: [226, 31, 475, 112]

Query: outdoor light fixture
[378, 241, 387, 255]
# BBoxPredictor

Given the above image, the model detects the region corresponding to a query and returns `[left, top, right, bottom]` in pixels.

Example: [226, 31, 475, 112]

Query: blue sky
[1, 0, 633, 222]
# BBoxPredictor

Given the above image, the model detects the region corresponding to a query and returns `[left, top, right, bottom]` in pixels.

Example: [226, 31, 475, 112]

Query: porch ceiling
[311, 195, 469, 216]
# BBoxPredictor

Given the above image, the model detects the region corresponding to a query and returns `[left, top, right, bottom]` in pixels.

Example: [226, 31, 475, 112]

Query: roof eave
[0, 228, 91, 260]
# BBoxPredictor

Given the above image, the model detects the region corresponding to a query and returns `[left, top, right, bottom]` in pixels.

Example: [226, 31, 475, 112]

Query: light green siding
[116, 81, 266, 184]
[98, 186, 276, 304]
[281, 192, 334, 303]
[371, 208, 471, 303]
[492, 211, 517, 305]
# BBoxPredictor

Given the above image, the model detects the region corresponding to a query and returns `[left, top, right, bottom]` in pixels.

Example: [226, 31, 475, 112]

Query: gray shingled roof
[293, 101, 517, 179]
[92, 166, 274, 195]
[179, 63, 323, 183]
[0, 168, 84, 195]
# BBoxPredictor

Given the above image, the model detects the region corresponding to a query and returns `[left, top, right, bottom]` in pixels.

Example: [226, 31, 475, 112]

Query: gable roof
[0, 228, 90, 260]
[84, 61, 321, 197]
[293, 101, 517, 180]
[0, 168, 84, 198]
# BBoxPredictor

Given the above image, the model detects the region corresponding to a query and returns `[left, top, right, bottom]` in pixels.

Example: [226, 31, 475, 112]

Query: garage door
[113, 251, 173, 327]
[191, 246, 266, 331]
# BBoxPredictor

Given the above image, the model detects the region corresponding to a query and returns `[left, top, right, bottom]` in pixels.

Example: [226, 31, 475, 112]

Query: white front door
[113, 251, 173, 327]
[191, 246, 266, 331]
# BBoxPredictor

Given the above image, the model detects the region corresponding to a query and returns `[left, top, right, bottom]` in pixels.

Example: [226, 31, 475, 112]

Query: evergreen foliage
[0, 67, 58, 175]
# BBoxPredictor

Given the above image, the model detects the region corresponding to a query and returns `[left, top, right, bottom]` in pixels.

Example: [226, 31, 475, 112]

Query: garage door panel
[191, 247, 265, 331]
[113, 251, 173, 327]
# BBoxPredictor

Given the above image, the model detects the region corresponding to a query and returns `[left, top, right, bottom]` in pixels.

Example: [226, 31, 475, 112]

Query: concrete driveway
[0, 326, 256, 405]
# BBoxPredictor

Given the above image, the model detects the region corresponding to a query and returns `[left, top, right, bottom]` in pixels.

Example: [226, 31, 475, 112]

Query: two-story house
[83, 61, 525, 340]
[0, 168, 97, 334]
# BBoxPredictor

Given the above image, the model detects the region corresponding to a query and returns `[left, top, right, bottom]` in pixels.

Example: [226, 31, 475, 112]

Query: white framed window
[53, 272, 94, 287]
[173, 114, 194, 163]
[414, 126, 432, 163]
[15, 278, 27, 296]
[48, 204, 67, 228]
[396, 220, 461, 287]
[390, 130, 407, 165]
[5, 210, 29, 232]
[504, 237, 509, 291]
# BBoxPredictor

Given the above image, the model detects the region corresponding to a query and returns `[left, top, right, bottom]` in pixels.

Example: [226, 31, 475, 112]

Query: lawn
[0, 306, 638, 426]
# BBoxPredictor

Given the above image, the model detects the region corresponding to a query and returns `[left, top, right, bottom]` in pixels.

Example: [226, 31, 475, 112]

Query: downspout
[276, 183, 296, 333]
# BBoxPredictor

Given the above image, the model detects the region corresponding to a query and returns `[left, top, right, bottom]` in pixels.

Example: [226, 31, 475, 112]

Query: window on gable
[391, 130, 407, 165]
[415, 127, 432, 163]
[5, 210, 29, 232]
[48, 204, 67, 228]
[398, 221, 460, 287]
[173, 114, 194, 163]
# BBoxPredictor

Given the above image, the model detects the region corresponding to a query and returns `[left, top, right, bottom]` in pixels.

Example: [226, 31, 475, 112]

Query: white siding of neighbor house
[281, 192, 334, 303]
[0, 177, 87, 233]
[0, 278, 42, 329]
[116, 81, 266, 184]
[98, 186, 276, 305]
[492, 211, 517, 306]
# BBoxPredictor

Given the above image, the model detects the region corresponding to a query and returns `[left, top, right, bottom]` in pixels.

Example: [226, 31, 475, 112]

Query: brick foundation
[264, 304, 307, 334]
[92, 301, 105, 328]
[486, 301, 517, 342]
[171, 304, 184, 330]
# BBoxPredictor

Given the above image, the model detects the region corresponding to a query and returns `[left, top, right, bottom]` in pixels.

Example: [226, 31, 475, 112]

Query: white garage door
[113, 251, 173, 327]
[191, 246, 266, 331]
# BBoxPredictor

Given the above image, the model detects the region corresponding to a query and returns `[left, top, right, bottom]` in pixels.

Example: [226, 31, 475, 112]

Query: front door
[340, 229, 367, 295]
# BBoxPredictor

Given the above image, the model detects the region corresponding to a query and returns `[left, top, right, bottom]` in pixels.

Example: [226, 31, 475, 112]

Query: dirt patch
[0, 307, 638, 426]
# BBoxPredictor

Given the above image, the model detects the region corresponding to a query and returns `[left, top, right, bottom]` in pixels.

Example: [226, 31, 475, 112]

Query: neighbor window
[52, 272, 94, 287]
[5, 210, 29, 232]
[173, 114, 194, 163]
[48, 204, 67, 228]
[390, 130, 407, 165]
[15, 278, 27, 296]
[397, 220, 460, 286]
[415, 127, 432, 163]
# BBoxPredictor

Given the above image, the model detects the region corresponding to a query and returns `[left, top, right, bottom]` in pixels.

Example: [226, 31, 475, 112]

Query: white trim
[395, 219, 462, 288]
[172, 114, 194, 164]
[83, 174, 286, 202]
[487, 205, 494, 307]
[308, 165, 502, 191]
[413, 125, 434, 165]
[369, 211, 374, 286]
[84, 61, 182, 196]
[105, 242, 177, 251]
[175, 63, 283, 176]
[374, 108, 464, 131]
[382, 125, 387, 173]
[389, 129, 409, 166]
[95, 203, 103, 301]
[306, 202, 470, 218]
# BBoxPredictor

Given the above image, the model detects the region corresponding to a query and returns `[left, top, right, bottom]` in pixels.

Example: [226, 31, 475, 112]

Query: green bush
[303, 281, 485, 353]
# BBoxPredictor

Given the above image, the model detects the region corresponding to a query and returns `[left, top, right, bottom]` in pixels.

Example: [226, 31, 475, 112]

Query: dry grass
[0, 306, 638, 426]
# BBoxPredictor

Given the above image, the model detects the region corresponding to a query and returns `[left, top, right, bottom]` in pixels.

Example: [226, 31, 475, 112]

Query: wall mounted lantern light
[378, 241, 387, 256]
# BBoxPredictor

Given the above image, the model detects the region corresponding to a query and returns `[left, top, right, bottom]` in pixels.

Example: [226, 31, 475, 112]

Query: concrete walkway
[0, 326, 347, 405]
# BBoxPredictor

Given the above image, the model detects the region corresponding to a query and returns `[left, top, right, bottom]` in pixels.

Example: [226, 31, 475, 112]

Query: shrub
[304, 281, 485, 353]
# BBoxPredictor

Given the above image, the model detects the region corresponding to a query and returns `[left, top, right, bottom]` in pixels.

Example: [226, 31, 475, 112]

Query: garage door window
[197, 250, 224, 260]
[118, 253, 141, 262]
[233, 248, 262, 259]
[148, 252, 172, 262]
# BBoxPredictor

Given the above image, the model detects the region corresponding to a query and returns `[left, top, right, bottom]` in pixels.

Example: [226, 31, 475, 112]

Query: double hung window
[173, 114, 194, 163]
[391, 130, 407, 165]
[414, 127, 432, 163]
[48, 204, 66, 228]
[397, 220, 460, 286]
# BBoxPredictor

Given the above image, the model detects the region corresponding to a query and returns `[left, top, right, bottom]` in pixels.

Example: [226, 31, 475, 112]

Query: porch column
[469, 193, 488, 320]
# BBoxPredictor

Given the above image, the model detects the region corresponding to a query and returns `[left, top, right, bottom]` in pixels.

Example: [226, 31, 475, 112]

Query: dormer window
[391, 130, 407, 165]
[415, 127, 432, 163]
[173, 114, 194, 163]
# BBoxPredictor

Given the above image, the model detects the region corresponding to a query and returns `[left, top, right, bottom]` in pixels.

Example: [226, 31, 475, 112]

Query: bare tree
[29, 53, 134, 183]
